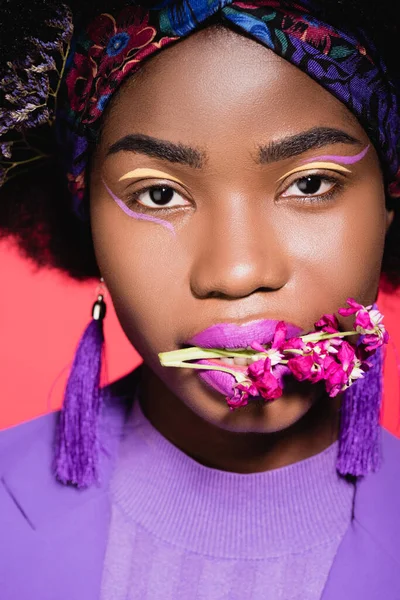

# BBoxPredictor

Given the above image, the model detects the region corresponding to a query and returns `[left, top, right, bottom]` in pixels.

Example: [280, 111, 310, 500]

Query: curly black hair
[0, 0, 400, 285]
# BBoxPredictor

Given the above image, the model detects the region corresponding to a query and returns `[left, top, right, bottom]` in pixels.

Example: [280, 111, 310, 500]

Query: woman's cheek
[280, 192, 386, 309]
[91, 200, 190, 352]
[330, 185, 387, 301]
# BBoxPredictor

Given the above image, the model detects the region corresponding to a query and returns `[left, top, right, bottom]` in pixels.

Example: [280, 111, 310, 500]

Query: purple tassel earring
[54, 278, 107, 489]
[337, 344, 384, 478]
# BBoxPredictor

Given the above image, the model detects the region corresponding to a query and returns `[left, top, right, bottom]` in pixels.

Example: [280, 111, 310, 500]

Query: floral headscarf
[1, 0, 400, 217]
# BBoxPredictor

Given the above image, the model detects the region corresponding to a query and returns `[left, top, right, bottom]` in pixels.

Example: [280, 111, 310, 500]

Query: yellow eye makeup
[276, 162, 351, 183]
[119, 168, 185, 185]
[276, 145, 370, 183]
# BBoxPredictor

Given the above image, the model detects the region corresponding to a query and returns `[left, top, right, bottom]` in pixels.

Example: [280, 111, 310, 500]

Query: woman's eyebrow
[257, 127, 362, 164]
[106, 127, 362, 168]
[106, 133, 206, 168]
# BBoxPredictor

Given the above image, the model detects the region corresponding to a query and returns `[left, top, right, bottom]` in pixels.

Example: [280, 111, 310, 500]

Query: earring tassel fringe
[54, 295, 106, 489]
[337, 346, 383, 477]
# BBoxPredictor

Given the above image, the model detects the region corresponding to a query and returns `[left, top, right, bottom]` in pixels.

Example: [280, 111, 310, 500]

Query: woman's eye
[281, 175, 337, 199]
[128, 185, 189, 209]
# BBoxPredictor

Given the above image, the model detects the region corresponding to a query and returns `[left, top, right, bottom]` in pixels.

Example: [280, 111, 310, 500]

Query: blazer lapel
[0, 391, 130, 600]
[321, 428, 400, 600]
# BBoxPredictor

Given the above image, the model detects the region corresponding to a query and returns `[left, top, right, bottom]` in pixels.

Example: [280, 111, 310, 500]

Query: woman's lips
[187, 319, 303, 349]
[186, 319, 303, 399]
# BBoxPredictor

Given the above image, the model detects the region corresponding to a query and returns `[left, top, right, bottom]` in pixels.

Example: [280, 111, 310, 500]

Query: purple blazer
[1, 379, 400, 599]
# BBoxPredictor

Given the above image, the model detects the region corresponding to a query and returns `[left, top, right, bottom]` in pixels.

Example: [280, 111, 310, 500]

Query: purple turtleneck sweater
[100, 400, 355, 599]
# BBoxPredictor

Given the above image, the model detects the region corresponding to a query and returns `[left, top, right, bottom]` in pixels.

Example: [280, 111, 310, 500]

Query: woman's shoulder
[0, 372, 138, 600]
[0, 410, 57, 467]
[352, 427, 400, 564]
[0, 369, 139, 474]
[381, 427, 400, 469]
[351, 427, 400, 502]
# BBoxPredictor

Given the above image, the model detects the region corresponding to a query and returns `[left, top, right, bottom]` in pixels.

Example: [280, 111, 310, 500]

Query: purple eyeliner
[102, 179, 176, 236]
[301, 144, 370, 165]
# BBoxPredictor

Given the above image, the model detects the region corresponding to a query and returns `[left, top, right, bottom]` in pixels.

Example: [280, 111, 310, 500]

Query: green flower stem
[160, 360, 247, 382]
[158, 326, 373, 377]
[159, 347, 259, 365]
[159, 330, 358, 366]
[301, 330, 356, 343]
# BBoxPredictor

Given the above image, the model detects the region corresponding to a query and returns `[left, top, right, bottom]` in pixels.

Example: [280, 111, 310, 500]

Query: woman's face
[90, 27, 392, 434]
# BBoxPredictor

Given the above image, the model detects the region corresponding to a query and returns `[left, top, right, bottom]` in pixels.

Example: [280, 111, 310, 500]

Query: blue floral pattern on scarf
[107, 32, 131, 56]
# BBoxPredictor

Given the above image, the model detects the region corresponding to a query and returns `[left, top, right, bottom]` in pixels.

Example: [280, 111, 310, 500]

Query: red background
[1, 238, 400, 435]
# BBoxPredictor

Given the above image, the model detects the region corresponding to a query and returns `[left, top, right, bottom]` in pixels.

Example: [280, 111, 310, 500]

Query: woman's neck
[138, 365, 341, 474]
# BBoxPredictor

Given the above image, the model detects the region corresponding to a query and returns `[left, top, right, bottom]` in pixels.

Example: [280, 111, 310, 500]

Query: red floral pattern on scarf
[87, 8, 157, 73]
[281, 14, 341, 54]
[66, 7, 178, 124]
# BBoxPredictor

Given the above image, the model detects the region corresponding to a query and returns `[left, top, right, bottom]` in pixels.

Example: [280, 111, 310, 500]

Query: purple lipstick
[186, 319, 302, 398]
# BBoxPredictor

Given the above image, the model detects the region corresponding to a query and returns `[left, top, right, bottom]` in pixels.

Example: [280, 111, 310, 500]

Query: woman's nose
[189, 204, 290, 299]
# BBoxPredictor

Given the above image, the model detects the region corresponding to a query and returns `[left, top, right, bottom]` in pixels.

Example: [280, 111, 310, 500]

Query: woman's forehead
[101, 28, 367, 155]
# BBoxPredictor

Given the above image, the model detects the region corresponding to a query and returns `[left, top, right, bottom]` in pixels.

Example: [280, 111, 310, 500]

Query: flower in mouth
[314, 313, 340, 334]
[338, 298, 389, 354]
[158, 299, 389, 411]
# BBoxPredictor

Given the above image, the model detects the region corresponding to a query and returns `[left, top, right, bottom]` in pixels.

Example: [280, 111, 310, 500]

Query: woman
[1, 0, 400, 598]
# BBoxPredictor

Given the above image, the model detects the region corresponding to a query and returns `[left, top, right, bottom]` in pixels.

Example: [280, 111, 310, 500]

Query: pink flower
[254, 371, 283, 400]
[323, 356, 348, 397]
[287, 342, 329, 384]
[227, 380, 260, 411]
[287, 353, 314, 381]
[272, 321, 287, 349]
[247, 358, 266, 379]
[249, 322, 287, 367]
[285, 337, 359, 396]
[338, 298, 376, 332]
[338, 299, 389, 352]
[314, 313, 339, 333]
[250, 341, 265, 353]
[338, 297, 365, 317]
[362, 331, 389, 353]
[314, 338, 342, 355]
[337, 341, 356, 372]
[323, 341, 364, 397]
[247, 357, 283, 401]
[226, 387, 250, 411]
[250, 341, 283, 367]
[355, 310, 374, 331]
[281, 336, 307, 352]
[338, 298, 375, 331]
[219, 298, 389, 410]
[361, 308, 389, 346]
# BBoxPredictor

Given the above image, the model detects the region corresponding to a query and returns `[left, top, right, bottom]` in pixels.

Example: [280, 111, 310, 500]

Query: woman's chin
[219, 392, 316, 434]
[182, 372, 320, 435]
